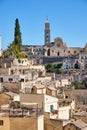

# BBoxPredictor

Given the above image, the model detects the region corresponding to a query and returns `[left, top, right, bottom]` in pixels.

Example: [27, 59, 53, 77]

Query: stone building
[20, 19, 87, 61]
[44, 37, 68, 56]
[21, 45, 43, 64]
[43, 19, 84, 57]
[0, 109, 44, 130]
[68, 47, 83, 56]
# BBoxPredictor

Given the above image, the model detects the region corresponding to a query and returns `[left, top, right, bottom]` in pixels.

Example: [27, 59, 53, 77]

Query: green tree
[75, 81, 85, 89]
[14, 18, 22, 50]
[54, 63, 62, 69]
[45, 63, 54, 72]
[57, 68, 64, 74]
[4, 19, 29, 58]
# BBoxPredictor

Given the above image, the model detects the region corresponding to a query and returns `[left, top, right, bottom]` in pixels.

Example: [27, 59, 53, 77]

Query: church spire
[46, 16, 49, 23]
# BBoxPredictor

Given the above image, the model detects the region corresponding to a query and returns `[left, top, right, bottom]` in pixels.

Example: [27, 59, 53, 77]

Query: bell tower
[44, 18, 50, 46]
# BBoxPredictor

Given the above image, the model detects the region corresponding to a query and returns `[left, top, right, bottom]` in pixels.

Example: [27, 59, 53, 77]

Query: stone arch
[74, 61, 80, 69]
[57, 52, 60, 56]
[47, 49, 50, 56]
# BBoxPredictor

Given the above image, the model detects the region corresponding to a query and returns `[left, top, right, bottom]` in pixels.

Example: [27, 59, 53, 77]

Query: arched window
[47, 49, 50, 56]
[58, 52, 60, 56]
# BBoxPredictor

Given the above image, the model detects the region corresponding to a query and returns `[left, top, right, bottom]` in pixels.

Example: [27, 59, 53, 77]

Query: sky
[0, 0, 87, 50]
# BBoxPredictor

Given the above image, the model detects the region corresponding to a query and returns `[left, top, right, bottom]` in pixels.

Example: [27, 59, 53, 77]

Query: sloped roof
[47, 86, 57, 91]
[63, 119, 87, 130]
[73, 119, 87, 129]
[33, 83, 45, 89]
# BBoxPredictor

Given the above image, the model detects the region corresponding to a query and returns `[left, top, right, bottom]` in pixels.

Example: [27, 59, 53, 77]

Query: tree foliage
[57, 68, 64, 74]
[75, 81, 85, 89]
[14, 18, 22, 50]
[53, 63, 62, 69]
[4, 41, 29, 58]
[4, 18, 29, 58]
[45, 63, 54, 72]
[45, 63, 63, 73]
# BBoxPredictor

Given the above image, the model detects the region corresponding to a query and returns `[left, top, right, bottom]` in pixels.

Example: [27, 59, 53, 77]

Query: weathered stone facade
[20, 19, 87, 64]
[44, 37, 68, 56]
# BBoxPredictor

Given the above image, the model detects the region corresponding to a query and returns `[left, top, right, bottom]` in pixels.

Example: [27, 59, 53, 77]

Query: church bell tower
[44, 18, 50, 46]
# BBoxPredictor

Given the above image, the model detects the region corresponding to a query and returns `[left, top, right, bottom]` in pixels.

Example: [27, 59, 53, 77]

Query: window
[47, 49, 50, 56]
[0, 77, 3, 82]
[74, 51, 76, 53]
[8, 78, 13, 82]
[20, 78, 24, 82]
[11, 70, 14, 74]
[0, 120, 4, 125]
[57, 52, 60, 56]
[50, 105, 53, 112]
[81, 56, 83, 59]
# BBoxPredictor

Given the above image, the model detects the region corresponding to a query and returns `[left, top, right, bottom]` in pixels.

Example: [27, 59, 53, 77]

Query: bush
[75, 81, 85, 89]
[54, 63, 62, 69]
[45, 63, 54, 72]
[57, 68, 64, 74]
[45, 63, 63, 73]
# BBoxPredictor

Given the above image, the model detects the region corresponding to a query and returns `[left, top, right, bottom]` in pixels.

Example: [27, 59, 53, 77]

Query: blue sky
[0, 0, 87, 50]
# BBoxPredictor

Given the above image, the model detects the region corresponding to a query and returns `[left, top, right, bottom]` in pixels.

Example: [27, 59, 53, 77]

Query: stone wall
[0, 117, 10, 130]
[0, 117, 38, 130]
[44, 113, 63, 130]
[1, 82, 21, 93]
[10, 117, 37, 130]
[68, 47, 83, 56]
[0, 68, 10, 75]
[20, 94, 44, 108]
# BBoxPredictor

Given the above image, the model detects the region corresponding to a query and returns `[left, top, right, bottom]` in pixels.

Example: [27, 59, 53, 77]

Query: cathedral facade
[44, 37, 68, 57]
[44, 19, 84, 57]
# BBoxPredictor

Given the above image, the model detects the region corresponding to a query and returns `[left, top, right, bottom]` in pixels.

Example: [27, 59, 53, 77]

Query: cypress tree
[14, 18, 22, 50]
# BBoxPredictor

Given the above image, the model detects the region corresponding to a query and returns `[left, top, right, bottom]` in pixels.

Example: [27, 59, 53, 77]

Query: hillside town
[0, 19, 87, 130]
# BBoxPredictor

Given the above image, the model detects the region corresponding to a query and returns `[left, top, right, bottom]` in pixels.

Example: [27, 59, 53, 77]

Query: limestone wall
[0, 117, 38, 130]
[10, 117, 37, 130]
[0, 117, 10, 130]
[68, 47, 83, 55]
[44, 113, 63, 130]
